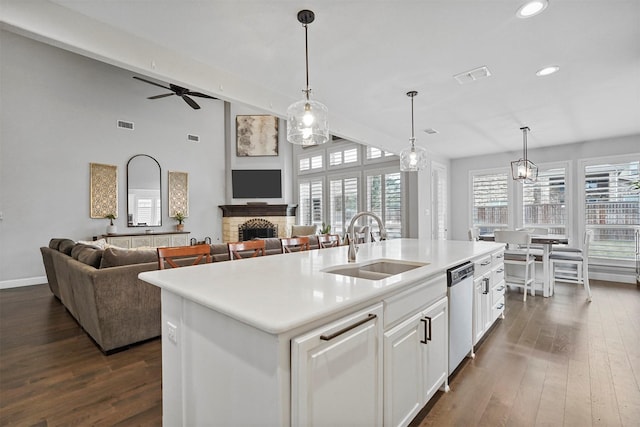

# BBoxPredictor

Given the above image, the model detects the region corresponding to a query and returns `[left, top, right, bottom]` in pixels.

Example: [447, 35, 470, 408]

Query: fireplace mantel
[218, 204, 297, 217]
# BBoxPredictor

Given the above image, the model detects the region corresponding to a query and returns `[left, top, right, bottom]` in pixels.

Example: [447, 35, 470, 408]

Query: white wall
[449, 134, 640, 241]
[0, 31, 226, 285]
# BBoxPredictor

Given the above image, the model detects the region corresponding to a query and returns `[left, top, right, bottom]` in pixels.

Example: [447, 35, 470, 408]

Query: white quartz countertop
[139, 239, 503, 335]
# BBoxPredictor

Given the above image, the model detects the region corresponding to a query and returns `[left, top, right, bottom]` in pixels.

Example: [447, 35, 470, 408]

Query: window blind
[523, 167, 567, 234]
[472, 172, 509, 234]
[584, 160, 639, 260]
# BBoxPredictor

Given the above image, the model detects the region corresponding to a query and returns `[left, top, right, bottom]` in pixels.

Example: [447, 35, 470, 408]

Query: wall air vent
[423, 128, 439, 135]
[453, 66, 492, 84]
[187, 134, 200, 143]
[117, 120, 134, 130]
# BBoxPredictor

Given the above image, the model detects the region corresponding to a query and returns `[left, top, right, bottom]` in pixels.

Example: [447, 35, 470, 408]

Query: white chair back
[494, 230, 532, 248]
[468, 227, 479, 241]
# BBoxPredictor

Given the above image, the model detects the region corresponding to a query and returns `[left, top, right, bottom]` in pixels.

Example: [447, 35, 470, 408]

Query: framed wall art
[236, 115, 279, 157]
[90, 162, 118, 218]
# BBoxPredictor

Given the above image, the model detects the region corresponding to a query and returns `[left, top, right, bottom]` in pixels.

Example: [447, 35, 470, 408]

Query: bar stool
[550, 230, 593, 302]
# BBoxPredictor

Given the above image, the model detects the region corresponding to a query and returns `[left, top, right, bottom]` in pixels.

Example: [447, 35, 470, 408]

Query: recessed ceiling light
[536, 65, 560, 76]
[516, 0, 548, 18]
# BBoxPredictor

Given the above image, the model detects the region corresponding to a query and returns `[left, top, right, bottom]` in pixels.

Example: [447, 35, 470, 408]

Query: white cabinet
[103, 232, 189, 248]
[292, 303, 384, 427]
[472, 250, 504, 345]
[384, 296, 448, 427]
[473, 273, 491, 345]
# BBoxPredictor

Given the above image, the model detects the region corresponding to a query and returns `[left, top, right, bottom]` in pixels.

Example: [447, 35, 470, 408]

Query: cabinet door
[384, 312, 424, 427]
[473, 276, 485, 345]
[106, 236, 130, 249]
[171, 234, 188, 246]
[153, 235, 171, 247]
[292, 303, 383, 427]
[422, 297, 448, 401]
[131, 235, 153, 248]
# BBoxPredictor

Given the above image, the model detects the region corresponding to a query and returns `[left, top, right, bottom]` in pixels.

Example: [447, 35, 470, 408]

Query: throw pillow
[291, 224, 317, 237]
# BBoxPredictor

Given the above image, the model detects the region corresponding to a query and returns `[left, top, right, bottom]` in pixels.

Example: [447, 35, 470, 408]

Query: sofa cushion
[58, 239, 76, 255]
[291, 225, 317, 237]
[48, 238, 66, 250]
[210, 244, 230, 262]
[100, 247, 158, 268]
[71, 244, 104, 269]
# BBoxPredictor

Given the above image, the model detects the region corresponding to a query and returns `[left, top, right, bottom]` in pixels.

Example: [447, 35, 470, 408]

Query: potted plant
[105, 213, 117, 234]
[320, 222, 331, 235]
[174, 212, 185, 232]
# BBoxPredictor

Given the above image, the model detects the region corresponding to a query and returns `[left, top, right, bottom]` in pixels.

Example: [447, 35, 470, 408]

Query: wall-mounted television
[232, 169, 282, 199]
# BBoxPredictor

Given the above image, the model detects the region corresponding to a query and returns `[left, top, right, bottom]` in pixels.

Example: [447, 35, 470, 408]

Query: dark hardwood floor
[1, 280, 638, 426]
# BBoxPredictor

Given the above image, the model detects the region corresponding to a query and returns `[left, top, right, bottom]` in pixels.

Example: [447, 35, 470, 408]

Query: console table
[100, 231, 190, 249]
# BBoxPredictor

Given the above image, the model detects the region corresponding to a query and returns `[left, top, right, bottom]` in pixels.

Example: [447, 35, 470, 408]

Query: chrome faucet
[347, 211, 387, 263]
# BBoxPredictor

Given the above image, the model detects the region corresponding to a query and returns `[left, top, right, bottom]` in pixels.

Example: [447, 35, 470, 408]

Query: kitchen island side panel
[161, 289, 288, 426]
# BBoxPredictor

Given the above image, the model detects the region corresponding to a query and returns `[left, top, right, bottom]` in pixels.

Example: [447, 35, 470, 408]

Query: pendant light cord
[304, 23, 310, 101]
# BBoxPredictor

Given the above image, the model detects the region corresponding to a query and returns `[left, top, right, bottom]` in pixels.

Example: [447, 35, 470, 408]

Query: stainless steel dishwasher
[447, 262, 474, 376]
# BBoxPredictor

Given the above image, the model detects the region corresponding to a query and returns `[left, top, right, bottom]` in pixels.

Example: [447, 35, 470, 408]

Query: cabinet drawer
[473, 255, 492, 277]
[384, 274, 446, 329]
[492, 281, 506, 306]
[492, 251, 504, 264]
[492, 265, 505, 284]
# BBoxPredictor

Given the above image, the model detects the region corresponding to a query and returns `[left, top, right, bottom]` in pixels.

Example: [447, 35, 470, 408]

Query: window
[329, 175, 359, 235]
[366, 146, 396, 161]
[298, 153, 323, 173]
[298, 179, 324, 227]
[472, 171, 509, 235]
[328, 145, 359, 168]
[523, 166, 567, 235]
[366, 171, 402, 239]
[583, 159, 639, 261]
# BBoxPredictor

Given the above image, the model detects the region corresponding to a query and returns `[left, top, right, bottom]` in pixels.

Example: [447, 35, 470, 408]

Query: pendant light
[286, 10, 329, 146]
[511, 126, 538, 182]
[399, 91, 428, 172]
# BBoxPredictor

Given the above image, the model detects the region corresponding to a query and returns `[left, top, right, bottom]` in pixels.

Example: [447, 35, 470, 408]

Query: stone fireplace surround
[219, 204, 297, 243]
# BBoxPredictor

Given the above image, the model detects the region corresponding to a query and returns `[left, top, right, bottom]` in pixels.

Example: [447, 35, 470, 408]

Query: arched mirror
[127, 154, 162, 227]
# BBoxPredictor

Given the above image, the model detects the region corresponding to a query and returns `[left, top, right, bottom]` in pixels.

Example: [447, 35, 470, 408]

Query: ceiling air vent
[117, 120, 134, 130]
[453, 66, 492, 84]
[423, 128, 439, 135]
[187, 134, 200, 143]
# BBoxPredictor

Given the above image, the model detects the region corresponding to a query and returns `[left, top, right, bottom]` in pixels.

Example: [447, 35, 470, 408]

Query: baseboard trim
[0, 276, 47, 290]
[590, 271, 636, 284]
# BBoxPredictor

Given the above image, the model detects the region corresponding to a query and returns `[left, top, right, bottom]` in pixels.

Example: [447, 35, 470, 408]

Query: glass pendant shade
[511, 126, 538, 183]
[287, 97, 329, 145]
[399, 90, 427, 172]
[400, 141, 428, 172]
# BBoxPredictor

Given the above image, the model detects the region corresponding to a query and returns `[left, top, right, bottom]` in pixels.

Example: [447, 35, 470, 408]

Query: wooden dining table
[479, 234, 569, 297]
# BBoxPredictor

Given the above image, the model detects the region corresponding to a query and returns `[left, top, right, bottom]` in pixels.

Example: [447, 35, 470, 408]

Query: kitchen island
[140, 238, 504, 426]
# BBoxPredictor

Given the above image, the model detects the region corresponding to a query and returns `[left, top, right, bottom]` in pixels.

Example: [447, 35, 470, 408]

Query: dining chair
[228, 240, 266, 260]
[280, 236, 310, 253]
[318, 234, 341, 249]
[550, 230, 593, 302]
[494, 230, 536, 301]
[157, 244, 211, 270]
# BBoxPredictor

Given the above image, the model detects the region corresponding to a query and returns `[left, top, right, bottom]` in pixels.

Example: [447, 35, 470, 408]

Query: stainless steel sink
[323, 259, 428, 280]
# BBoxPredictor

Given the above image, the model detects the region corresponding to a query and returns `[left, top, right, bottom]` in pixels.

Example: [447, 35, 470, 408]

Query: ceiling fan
[133, 76, 217, 110]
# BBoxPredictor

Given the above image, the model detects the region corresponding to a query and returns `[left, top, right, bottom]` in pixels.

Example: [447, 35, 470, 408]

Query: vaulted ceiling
[3, 0, 639, 158]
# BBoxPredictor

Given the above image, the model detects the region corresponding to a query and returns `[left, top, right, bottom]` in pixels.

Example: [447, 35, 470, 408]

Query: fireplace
[218, 204, 297, 243]
[238, 218, 278, 241]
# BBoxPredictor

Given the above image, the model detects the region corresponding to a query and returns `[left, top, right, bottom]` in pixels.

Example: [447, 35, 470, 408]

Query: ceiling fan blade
[148, 93, 175, 99]
[182, 95, 201, 110]
[187, 91, 218, 99]
[133, 76, 171, 90]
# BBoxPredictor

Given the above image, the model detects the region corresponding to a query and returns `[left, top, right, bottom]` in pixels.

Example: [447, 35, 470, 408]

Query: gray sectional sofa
[40, 235, 328, 353]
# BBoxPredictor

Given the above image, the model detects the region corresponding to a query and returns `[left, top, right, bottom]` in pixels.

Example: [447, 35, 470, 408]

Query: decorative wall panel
[168, 171, 189, 217]
[90, 163, 118, 218]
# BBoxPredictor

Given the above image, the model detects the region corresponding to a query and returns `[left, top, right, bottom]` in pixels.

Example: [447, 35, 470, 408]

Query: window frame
[469, 167, 513, 235]
[522, 161, 571, 236]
